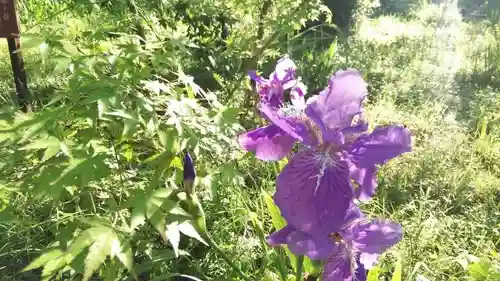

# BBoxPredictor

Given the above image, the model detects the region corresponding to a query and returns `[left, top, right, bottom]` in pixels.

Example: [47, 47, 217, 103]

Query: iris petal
[351, 219, 403, 254]
[322, 244, 366, 281]
[273, 56, 297, 83]
[274, 149, 354, 235]
[267, 225, 333, 260]
[350, 165, 377, 201]
[348, 125, 412, 168]
[238, 124, 295, 161]
[305, 69, 368, 139]
[259, 103, 316, 146]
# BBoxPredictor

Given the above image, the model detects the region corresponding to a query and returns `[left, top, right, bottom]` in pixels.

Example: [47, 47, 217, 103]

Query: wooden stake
[7, 37, 30, 112]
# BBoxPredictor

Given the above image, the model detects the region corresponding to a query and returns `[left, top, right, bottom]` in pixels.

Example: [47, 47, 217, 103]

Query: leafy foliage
[1, 1, 500, 281]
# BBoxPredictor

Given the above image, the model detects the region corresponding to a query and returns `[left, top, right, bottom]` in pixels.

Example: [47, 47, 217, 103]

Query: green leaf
[165, 222, 181, 257]
[367, 265, 381, 281]
[41, 256, 66, 281]
[83, 229, 113, 281]
[177, 221, 208, 245]
[130, 191, 147, 230]
[111, 236, 137, 280]
[262, 190, 286, 230]
[391, 255, 402, 281]
[65, 227, 109, 262]
[158, 131, 169, 148]
[53, 57, 72, 75]
[326, 41, 337, 59]
[23, 249, 64, 272]
[468, 259, 492, 281]
[262, 190, 298, 271]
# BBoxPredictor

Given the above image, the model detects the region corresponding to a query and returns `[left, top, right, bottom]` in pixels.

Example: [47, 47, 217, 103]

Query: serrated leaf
[130, 191, 147, 230]
[41, 256, 66, 281]
[53, 57, 72, 75]
[23, 249, 64, 272]
[83, 230, 113, 281]
[177, 222, 207, 245]
[59, 40, 79, 56]
[367, 265, 381, 281]
[391, 255, 402, 281]
[468, 259, 492, 281]
[65, 227, 109, 262]
[165, 222, 181, 257]
[158, 131, 168, 148]
[111, 237, 137, 280]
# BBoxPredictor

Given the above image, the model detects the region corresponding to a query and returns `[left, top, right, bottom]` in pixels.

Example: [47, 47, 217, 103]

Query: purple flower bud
[183, 152, 196, 182]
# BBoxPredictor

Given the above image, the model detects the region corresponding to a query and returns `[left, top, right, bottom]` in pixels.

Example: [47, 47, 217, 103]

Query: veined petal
[238, 124, 295, 161]
[348, 125, 412, 168]
[305, 69, 368, 139]
[323, 244, 367, 281]
[274, 149, 354, 235]
[350, 165, 377, 201]
[351, 219, 403, 255]
[290, 82, 307, 110]
[267, 225, 295, 246]
[273, 56, 297, 82]
[259, 103, 315, 146]
[359, 252, 379, 270]
[267, 225, 334, 260]
[248, 70, 268, 85]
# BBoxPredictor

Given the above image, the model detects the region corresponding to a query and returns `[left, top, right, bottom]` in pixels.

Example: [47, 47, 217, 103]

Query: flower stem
[296, 255, 304, 281]
[203, 233, 252, 281]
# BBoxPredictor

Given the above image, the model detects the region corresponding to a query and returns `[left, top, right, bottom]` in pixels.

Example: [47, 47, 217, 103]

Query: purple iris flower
[267, 204, 403, 281]
[248, 56, 301, 109]
[270, 69, 411, 235]
[239, 56, 309, 161]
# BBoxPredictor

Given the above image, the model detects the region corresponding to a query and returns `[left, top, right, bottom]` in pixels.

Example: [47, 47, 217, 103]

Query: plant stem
[296, 255, 304, 281]
[203, 233, 252, 281]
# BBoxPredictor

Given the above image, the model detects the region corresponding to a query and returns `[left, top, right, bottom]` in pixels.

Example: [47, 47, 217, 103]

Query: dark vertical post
[7, 37, 30, 112]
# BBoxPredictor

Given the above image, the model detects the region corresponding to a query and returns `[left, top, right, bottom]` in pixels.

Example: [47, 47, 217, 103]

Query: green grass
[0, 1, 499, 281]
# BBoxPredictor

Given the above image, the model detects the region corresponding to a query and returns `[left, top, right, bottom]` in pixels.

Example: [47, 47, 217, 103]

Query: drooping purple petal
[305, 69, 368, 140]
[274, 149, 354, 235]
[267, 225, 334, 260]
[322, 244, 367, 281]
[238, 124, 295, 161]
[359, 252, 379, 270]
[273, 56, 297, 85]
[267, 225, 295, 246]
[290, 81, 307, 109]
[350, 165, 377, 201]
[350, 219, 403, 254]
[248, 70, 267, 85]
[348, 125, 411, 168]
[259, 103, 316, 146]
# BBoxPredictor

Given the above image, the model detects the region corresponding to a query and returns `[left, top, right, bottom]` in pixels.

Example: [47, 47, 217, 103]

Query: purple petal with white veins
[267, 225, 295, 246]
[238, 124, 295, 161]
[267, 225, 334, 260]
[348, 125, 412, 168]
[290, 81, 307, 109]
[350, 165, 377, 201]
[274, 149, 354, 235]
[359, 252, 380, 270]
[248, 70, 267, 84]
[274, 56, 297, 82]
[305, 69, 368, 139]
[323, 244, 367, 281]
[259, 103, 316, 146]
[350, 219, 403, 254]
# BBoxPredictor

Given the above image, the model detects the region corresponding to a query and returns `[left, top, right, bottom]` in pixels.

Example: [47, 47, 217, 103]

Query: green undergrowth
[0, 1, 499, 281]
